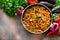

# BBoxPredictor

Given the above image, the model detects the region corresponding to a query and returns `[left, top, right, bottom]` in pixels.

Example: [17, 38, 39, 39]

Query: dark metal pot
[21, 2, 60, 34]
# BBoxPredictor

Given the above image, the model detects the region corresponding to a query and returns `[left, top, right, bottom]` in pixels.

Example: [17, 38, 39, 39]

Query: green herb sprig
[0, 0, 28, 16]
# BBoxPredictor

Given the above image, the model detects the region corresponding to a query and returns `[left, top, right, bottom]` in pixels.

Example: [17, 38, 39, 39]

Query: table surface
[0, 10, 60, 40]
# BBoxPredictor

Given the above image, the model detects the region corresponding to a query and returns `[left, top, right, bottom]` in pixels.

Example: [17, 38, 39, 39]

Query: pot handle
[52, 5, 60, 12]
[39, 1, 60, 12]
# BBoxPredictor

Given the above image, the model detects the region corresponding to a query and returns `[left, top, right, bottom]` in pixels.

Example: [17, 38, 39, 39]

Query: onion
[16, 6, 24, 15]
[50, 22, 59, 32]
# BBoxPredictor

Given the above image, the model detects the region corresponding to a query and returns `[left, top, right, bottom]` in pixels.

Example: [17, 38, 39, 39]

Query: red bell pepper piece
[46, 32, 53, 37]
[53, 34, 57, 37]
[57, 32, 60, 35]
[58, 26, 60, 29]
[27, 0, 38, 4]
[55, 31, 60, 35]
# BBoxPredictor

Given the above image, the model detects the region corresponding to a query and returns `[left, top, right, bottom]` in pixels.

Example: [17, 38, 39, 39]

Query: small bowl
[21, 4, 53, 34]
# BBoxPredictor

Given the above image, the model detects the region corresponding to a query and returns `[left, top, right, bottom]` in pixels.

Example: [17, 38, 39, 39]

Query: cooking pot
[21, 2, 60, 34]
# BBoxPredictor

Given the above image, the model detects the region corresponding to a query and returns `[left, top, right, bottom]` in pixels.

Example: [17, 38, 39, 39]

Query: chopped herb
[32, 26, 35, 31]
[31, 6, 34, 10]
[35, 16, 40, 20]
